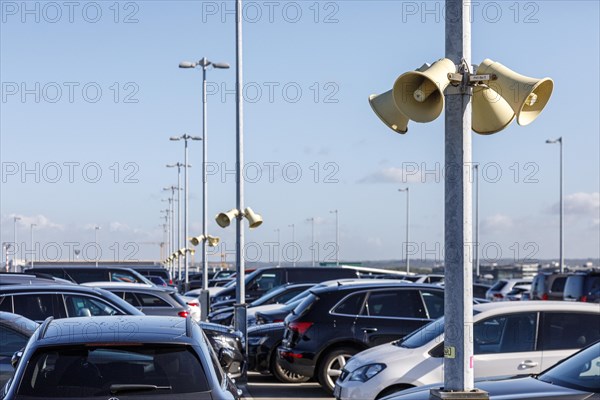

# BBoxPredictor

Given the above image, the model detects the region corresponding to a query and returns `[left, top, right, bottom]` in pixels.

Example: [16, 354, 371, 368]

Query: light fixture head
[179, 61, 196, 68]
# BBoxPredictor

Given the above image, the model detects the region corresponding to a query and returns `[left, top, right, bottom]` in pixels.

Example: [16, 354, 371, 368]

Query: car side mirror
[11, 349, 24, 369]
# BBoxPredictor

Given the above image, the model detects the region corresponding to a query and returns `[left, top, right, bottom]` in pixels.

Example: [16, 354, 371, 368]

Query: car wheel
[270, 351, 310, 383]
[317, 347, 358, 394]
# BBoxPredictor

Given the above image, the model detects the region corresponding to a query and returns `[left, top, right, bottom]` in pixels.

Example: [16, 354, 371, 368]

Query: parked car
[504, 284, 531, 301]
[0, 273, 73, 286]
[278, 281, 447, 393]
[530, 271, 569, 300]
[380, 340, 600, 400]
[148, 275, 169, 286]
[200, 321, 245, 379]
[209, 283, 315, 325]
[473, 283, 491, 301]
[24, 266, 154, 285]
[563, 271, 600, 302]
[486, 277, 533, 301]
[1, 315, 240, 399]
[82, 282, 195, 320]
[0, 284, 143, 322]
[211, 267, 362, 307]
[333, 301, 600, 400]
[0, 312, 38, 387]
[248, 322, 309, 383]
[128, 265, 174, 286]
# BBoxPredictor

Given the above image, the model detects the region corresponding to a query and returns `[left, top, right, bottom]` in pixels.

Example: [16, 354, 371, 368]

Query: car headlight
[348, 363, 386, 382]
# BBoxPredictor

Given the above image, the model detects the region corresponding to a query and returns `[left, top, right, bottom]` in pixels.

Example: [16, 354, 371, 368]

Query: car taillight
[581, 296, 588, 302]
[178, 311, 189, 318]
[289, 321, 313, 336]
[541, 293, 549, 300]
[274, 319, 284, 323]
[493, 293, 504, 300]
[187, 302, 199, 307]
[169, 279, 173, 285]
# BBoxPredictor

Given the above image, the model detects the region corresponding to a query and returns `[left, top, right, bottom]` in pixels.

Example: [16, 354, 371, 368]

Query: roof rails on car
[38, 316, 54, 340]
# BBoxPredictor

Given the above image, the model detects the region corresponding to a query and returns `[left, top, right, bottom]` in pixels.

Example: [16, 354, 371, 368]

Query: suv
[277, 281, 446, 393]
[563, 271, 600, 303]
[530, 272, 569, 300]
[2, 316, 240, 399]
[0, 284, 142, 322]
[486, 277, 533, 301]
[211, 267, 361, 306]
[334, 301, 600, 400]
[23, 266, 153, 285]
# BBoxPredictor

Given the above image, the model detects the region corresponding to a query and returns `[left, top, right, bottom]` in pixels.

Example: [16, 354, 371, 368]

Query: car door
[352, 288, 429, 347]
[472, 312, 541, 378]
[538, 311, 600, 370]
[133, 292, 177, 316]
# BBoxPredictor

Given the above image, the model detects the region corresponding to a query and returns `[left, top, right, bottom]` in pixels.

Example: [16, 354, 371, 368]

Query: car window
[13, 294, 64, 321]
[63, 294, 121, 317]
[135, 293, 171, 307]
[17, 344, 209, 397]
[362, 289, 426, 318]
[274, 287, 308, 304]
[421, 290, 444, 319]
[489, 280, 507, 291]
[474, 312, 536, 354]
[110, 271, 139, 283]
[550, 277, 567, 292]
[0, 325, 28, 356]
[539, 312, 600, 350]
[250, 271, 284, 292]
[333, 292, 366, 315]
[0, 295, 12, 312]
[66, 269, 107, 283]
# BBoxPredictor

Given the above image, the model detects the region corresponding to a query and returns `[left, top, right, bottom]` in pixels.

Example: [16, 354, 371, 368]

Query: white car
[485, 278, 532, 301]
[334, 301, 600, 400]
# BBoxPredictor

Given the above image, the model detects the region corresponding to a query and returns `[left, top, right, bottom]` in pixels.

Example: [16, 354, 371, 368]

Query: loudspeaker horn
[243, 207, 263, 229]
[472, 85, 516, 134]
[216, 209, 240, 228]
[392, 58, 456, 123]
[190, 235, 205, 246]
[476, 59, 553, 126]
[368, 90, 409, 134]
[206, 235, 220, 247]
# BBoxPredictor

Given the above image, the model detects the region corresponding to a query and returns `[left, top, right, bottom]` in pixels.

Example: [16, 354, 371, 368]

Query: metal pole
[275, 229, 281, 266]
[336, 211, 339, 267]
[202, 61, 209, 293]
[177, 167, 182, 281]
[184, 138, 190, 288]
[94, 226, 100, 267]
[474, 164, 480, 278]
[13, 217, 19, 270]
[30, 224, 36, 268]
[289, 224, 295, 267]
[308, 218, 315, 267]
[559, 138, 563, 273]
[406, 189, 410, 274]
[439, 0, 475, 394]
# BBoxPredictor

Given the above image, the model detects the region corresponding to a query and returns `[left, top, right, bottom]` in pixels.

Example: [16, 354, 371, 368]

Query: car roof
[0, 311, 39, 334]
[473, 300, 600, 314]
[0, 284, 112, 294]
[82, 281, 155, 289]
[311, 280, 439, 294]
[35, 316, 196, 346]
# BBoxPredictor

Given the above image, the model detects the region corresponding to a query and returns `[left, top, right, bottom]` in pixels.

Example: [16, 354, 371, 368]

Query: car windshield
[17, 344, 210, 398]
[538, 342, 600, 393]
[250, 285, 287, 307]
[396, 317, 445, 348]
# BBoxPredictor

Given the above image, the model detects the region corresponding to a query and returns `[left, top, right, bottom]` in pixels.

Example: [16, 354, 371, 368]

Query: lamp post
[160, 208, 171, 258]
[274, 228, 281, 266]
[474, 164, 480, 279]
[546, 137, 563, 273]
[398, 188, 410, 274]
[167, 163, 187, 282]
[306, 217, 315, 267]
[330, 210, 339, 267]
[94, 226, 101, 267]
[180, 57, 229, 297]
[164, 186, 178, 268]
[30, 223, 37, 268]
[13, 217, 20, 271]
[170, 134, 202, 290]
[289, 224, 296, 267]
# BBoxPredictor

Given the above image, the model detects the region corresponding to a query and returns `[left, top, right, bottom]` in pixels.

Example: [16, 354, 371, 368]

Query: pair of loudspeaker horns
[216, 207, 263, 229]
[189, 235, 220, 247]
[369, 58, 553, 134]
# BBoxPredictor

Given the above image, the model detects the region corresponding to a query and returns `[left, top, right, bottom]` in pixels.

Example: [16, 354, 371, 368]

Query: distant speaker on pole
[368, 90, 409, 134]
[216, 209, 240, 228]
[476, 59, 553, 126]
[393, 58, 456, 123]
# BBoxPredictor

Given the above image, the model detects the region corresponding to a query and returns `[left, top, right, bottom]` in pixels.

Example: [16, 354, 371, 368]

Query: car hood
[345, 342, 421, 373]
[208, 286, 226, 296]
[389, 377, 592, 399]
[249, 303, 282, 314]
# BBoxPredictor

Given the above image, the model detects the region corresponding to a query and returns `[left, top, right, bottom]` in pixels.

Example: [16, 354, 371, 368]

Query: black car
[1, 316, 240, 399]
[129, 265, 174, 286]
[24, 266, 154, 285]
[0, 284, 143, 322]
[0, 273, 73, 286]
[209, 283, 315, 325]
[211, 267, 361, 307]
[200, 321, 245, 379]
[278, 281, 446, 393]
[248, 322, 309, 383]
[0, 312, 38, 387]
[563, 270, 600, 303]
[386, 340, 600, 400]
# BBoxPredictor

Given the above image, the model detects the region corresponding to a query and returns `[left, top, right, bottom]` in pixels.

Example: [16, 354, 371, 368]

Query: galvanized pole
[474, 164, 480, 278]
[184, 138, 190, 287]
[559, 138, 563, 273]
[177, 166, 182, 281]
[437, 0, 475, 396]
[202, 60, 209, 293]
[30, 223, 36, 268]
[289, 224, 296, 267]
[275, 229, 281, 266]
[13, 217, 20, 271]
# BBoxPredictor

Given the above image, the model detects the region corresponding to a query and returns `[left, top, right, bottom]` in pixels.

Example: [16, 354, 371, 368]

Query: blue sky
[1, 0, 598, 265]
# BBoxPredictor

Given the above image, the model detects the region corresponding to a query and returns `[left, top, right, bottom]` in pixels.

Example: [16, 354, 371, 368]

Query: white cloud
[563, 192, 599, 216]
[4, 214, 64, 231]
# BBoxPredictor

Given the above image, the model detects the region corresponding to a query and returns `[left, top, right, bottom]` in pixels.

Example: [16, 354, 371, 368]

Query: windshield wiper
[110, 384, 172, 394]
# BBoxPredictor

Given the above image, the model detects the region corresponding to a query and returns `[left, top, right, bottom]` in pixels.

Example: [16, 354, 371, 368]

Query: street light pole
[30, 223, 37, 268]
[13, 217, 20, 271]
[170, 134, 202, 290]
[474, 164, 480, 279]
[167, 163, 187, 282]
[546, 137, 563, 273]
[94, 226, 101, 267]
[330, 210, 339, 267]
[274, 228, 281, 266]
[289, 224, 295, 267]
[398, 188, 410, 274]
[180, 58, 230, 296]
[307, 217, 315, 267]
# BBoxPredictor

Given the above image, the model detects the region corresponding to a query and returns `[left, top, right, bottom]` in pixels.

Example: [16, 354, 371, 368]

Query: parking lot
[243, 373, 331, 400]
